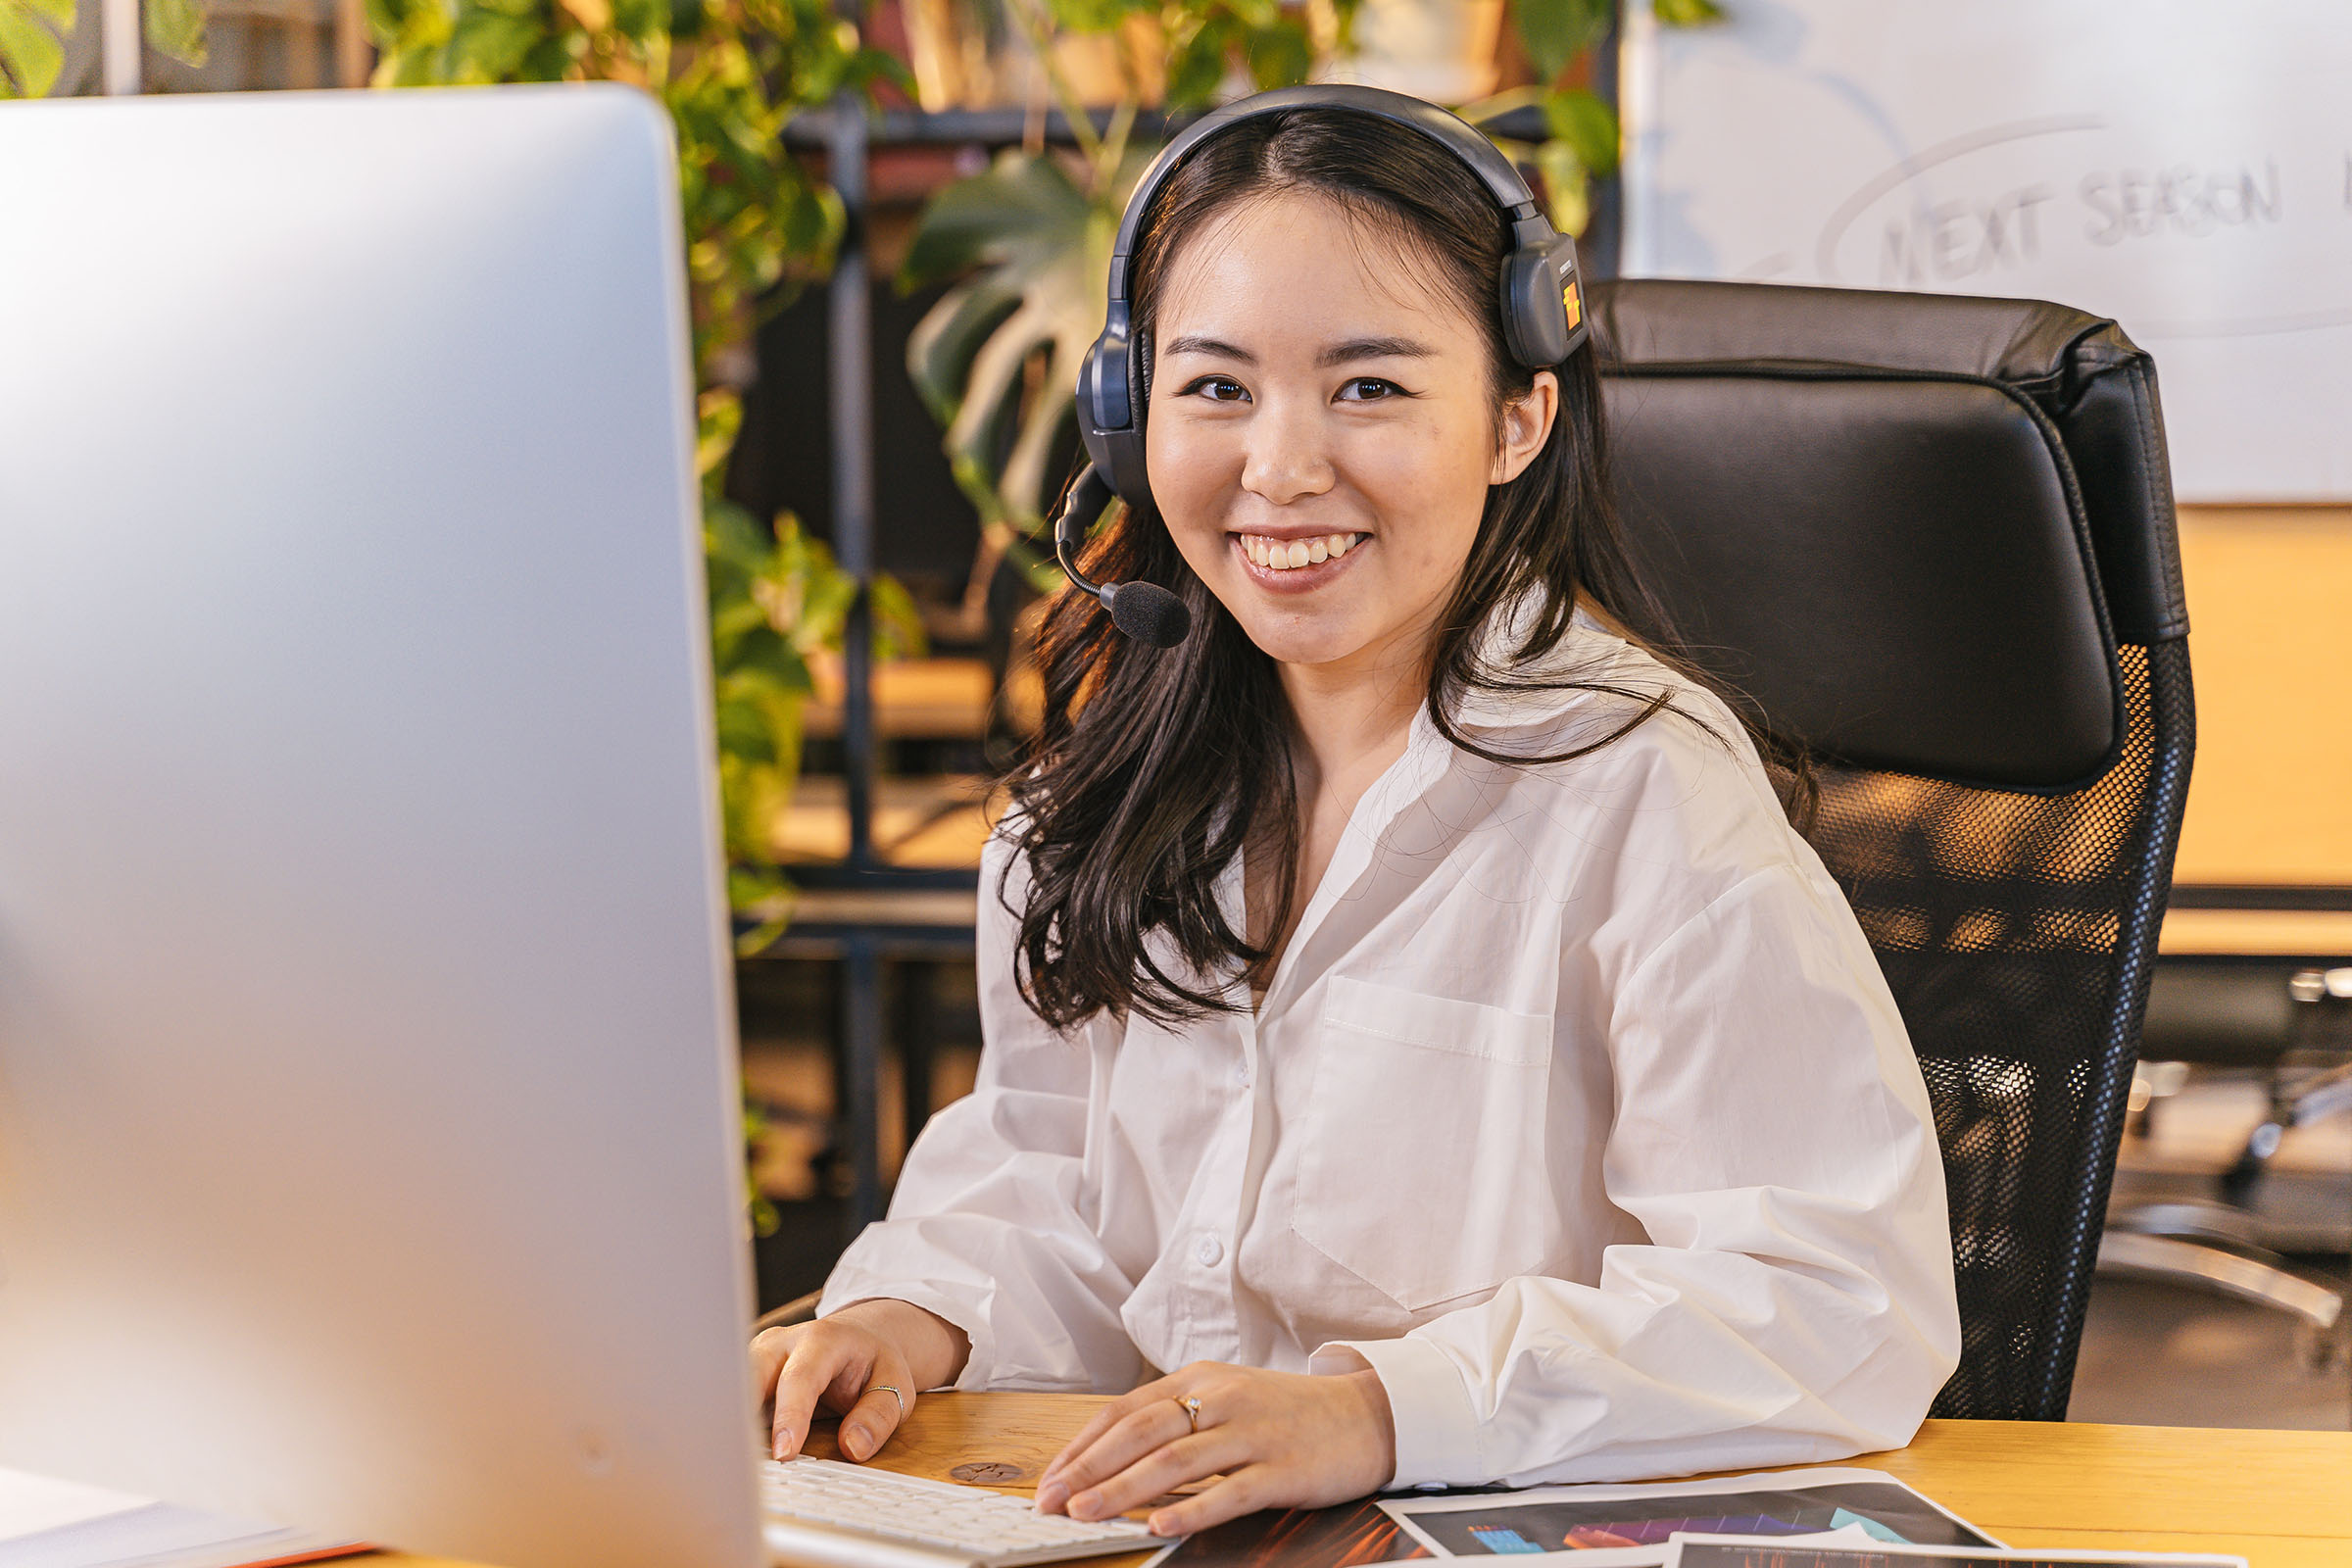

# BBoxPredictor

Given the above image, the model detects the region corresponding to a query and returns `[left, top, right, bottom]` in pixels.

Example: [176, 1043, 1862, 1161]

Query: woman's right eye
[1180, 375, 1250, 404]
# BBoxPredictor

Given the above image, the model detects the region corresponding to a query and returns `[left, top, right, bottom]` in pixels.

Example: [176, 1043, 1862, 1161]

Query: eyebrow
[1316, 335, 1437, 367]
[1160, 334, 1254, 363]
[1156, 333, 1439, 367]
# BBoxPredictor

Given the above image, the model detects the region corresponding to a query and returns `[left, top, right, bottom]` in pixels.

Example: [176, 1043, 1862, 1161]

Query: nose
[1239, 395, 1335, 507]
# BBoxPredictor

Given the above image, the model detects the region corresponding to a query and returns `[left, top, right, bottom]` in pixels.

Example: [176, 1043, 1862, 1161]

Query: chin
[1224, 599, 1383, 668]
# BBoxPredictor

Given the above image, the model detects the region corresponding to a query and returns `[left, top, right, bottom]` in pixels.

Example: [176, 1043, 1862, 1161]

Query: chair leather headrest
[1592, 279, 2187, 791]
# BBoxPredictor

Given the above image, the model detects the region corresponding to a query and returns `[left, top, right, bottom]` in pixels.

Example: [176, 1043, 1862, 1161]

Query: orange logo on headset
[1562, 280, 1583, 331]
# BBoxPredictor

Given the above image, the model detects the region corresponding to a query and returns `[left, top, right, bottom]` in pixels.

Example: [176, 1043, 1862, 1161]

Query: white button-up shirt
[819, 613, 1960, 1487]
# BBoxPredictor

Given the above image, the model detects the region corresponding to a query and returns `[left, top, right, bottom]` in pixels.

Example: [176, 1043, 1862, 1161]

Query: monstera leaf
[145, 0, 208, 67]
[0, 0, 72, 95]
[902, 144, 1152, 591]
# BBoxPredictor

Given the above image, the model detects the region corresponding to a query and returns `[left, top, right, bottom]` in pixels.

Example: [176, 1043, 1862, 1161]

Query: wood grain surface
[360, 1393, 2350, 1568]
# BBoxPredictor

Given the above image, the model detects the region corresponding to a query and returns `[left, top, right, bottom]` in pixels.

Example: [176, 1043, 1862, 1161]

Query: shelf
[781, 101, 1549, 152]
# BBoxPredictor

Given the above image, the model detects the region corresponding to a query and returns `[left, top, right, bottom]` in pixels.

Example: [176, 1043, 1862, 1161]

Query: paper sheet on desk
[0, 1466, 367, 1568]
[1139, 1468, 1999, 1568]
[1660, 1532, 2248, 1568]
[1374, 1468, 2002, 1567]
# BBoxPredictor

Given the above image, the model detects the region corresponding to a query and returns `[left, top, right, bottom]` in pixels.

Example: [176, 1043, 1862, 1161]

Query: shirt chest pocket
[1288, 977, 1556, 1312]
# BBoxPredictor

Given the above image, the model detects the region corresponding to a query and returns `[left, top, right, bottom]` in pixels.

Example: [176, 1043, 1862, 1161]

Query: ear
[1491, 370, 1559, 486]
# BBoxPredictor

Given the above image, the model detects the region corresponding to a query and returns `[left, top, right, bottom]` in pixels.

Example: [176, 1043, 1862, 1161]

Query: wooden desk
[364, 1394, 2349, 1568]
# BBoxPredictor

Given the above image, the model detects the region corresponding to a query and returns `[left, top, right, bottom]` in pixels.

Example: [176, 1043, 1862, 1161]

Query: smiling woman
[755, 92, 1964, 1539]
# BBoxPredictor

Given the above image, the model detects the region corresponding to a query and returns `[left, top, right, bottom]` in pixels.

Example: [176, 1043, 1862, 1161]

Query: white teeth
[1238, 533, 1363, 570]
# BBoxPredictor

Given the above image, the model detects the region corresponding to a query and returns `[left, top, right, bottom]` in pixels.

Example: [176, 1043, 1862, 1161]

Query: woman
[753, 97, 1960, 1535]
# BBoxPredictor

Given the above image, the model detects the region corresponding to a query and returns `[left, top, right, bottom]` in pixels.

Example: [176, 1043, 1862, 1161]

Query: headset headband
[1105, 84, 1552, 305]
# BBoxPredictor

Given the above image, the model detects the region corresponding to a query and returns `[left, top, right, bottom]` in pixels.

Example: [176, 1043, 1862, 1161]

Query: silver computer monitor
[0, 86, 768, 1568]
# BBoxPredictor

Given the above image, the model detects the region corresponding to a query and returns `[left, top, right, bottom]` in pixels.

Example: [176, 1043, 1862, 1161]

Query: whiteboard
[1620, 0, 2352, 502]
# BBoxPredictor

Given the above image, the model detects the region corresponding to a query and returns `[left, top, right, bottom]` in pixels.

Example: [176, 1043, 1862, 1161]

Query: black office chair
[1592, 279, 2195, 1420]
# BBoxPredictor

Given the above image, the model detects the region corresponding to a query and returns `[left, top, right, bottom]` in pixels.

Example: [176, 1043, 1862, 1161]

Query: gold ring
[1173, 1394, 1201, 1433]
[870, 1383, 906, 1420]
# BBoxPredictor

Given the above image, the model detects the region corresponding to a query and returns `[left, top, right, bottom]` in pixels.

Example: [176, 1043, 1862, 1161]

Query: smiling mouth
[1235, 531, 1365, 570]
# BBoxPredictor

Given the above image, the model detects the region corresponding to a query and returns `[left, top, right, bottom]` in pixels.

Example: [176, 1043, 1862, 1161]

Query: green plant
[706, 494, 921, 949]
[368, 0, 914, 946]
[1, 0, 206, 97]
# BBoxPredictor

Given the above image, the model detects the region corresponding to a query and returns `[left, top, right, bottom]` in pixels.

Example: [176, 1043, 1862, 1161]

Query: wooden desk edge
[354, 1399, 2352, 1568]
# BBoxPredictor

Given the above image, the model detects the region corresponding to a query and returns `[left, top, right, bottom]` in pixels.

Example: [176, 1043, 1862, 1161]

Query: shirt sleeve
[1314, 863, 1961, 1487]
[816, 832, 1146, 1393]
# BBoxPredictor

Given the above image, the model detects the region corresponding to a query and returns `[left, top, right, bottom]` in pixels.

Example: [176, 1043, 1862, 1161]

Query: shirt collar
[1443, 596, 1647, 737]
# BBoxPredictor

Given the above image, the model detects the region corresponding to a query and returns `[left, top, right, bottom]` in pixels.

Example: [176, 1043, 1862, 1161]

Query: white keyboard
[760, 1456, 1171, 1568]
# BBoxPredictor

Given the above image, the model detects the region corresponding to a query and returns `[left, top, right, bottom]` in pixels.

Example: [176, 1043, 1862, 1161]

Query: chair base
[2096, 1224, 2344, 1346]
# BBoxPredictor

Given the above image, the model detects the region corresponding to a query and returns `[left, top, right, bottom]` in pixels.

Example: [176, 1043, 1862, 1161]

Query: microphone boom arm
[1050, 466, 1192, 649]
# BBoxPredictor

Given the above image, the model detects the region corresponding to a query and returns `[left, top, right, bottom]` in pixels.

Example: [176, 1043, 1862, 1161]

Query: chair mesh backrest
[1810, 639, 2190, 1417]
[1592, 280, 2196, 1419]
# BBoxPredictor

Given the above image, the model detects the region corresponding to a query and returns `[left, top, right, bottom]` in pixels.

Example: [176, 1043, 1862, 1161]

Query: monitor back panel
[0, 86, 762, 1568]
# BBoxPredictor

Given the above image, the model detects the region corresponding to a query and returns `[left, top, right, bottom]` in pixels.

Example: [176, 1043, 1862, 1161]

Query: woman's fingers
[749, 1325, 798, 1404]
[1142, 1463, 1275, 1537]
[1040, 1380, 1172, 1488]
[1036, 1396, 1182, 1511]
[1062, 1431, 1247, 1524]
[768, 1324, 870, 1460]
[836, 1354, 916, 1462]
[1038, 1390, 1211, 1516]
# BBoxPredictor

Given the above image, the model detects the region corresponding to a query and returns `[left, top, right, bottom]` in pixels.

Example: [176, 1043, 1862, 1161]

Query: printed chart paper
[1661, 1533, 2247, 1568]
[1379, 1469, 2000, 1567]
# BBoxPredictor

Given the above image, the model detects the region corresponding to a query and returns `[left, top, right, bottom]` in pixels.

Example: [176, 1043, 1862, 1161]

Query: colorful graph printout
[1661, 1534, 2246, 1568]
[1396, 1484, 1990, 1555]
[1382, 1470, 1998, 1564]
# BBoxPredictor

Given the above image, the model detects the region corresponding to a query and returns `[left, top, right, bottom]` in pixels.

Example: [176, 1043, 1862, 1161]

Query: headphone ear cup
[1111, 329, 1154, 513]
[1076, 334, 1152, 513]
[1101, 428, 1152, 515]
[1501, 234, 1590, 368]
[1499, 245, 1569, 368]
[1078, 336, 1119, 474]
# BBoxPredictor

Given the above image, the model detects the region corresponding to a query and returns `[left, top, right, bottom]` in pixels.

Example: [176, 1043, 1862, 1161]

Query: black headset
[1054, 83, 1590, 650]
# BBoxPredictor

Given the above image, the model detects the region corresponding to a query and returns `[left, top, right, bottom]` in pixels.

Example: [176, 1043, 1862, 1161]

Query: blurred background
[8, 0, 2344, 1430]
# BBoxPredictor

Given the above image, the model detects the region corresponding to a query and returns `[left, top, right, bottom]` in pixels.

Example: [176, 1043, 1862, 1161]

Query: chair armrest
[754, 1291, 822, 1337]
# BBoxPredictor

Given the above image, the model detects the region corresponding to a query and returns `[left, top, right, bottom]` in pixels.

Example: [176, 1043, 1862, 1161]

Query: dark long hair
[1002, 107, 1809, 1030]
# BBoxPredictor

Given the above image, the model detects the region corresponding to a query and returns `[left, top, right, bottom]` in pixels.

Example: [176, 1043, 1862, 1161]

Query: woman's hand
[752, 1298, 970, 1463]
[1033, 1357, 1396, 1536]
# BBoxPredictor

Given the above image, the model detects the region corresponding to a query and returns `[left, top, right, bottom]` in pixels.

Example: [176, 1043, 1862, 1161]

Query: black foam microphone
[1054, 465, 1192, 649]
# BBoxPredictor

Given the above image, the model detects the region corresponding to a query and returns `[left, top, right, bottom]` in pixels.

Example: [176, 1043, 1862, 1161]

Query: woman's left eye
[1336, 377, 1405, 402]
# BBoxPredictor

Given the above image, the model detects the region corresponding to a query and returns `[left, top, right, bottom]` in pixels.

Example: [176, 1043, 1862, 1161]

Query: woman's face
[1144, 190, 1556, 676]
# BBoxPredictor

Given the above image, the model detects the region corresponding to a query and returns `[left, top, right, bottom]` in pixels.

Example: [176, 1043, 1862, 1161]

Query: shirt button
[1232, 1062, 1251, 1089]
[1195, 1234, 1224, 1267]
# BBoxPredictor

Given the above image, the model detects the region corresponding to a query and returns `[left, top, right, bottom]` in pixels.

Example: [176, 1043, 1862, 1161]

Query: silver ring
[869, 1383, 906, 1420]
[1173, 1395, 1201, 1433]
